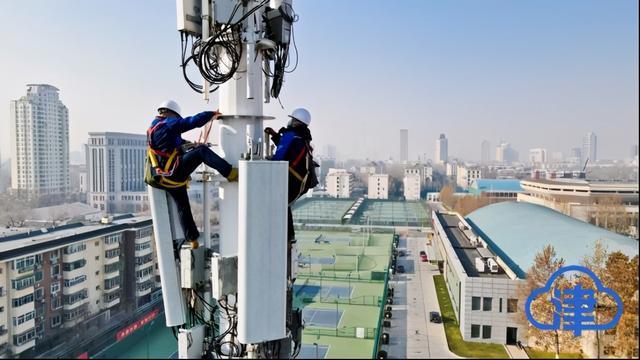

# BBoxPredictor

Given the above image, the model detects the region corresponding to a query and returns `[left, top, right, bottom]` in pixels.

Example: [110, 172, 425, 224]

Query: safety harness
[146, 119, 189, 189]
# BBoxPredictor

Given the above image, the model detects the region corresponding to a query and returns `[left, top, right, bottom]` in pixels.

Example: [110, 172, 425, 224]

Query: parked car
[429, 311, 442, 323]
[396, 265, 405, 273]
[419, 250, 428, 262]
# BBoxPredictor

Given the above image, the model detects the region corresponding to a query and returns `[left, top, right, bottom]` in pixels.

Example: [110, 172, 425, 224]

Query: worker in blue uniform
[265, 108, 318, 243]
[145, 100, 238, 250]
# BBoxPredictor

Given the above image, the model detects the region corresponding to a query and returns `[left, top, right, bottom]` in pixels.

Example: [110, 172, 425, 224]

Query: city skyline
[0, 1, 638, 162]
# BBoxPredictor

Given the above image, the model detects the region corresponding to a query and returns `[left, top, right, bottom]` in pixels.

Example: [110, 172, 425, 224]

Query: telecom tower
[148, 0, 301, 358]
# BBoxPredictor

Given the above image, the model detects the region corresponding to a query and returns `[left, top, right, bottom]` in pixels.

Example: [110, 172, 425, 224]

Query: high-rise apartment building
[582, 132, 597, 163]
[368, 174, 389, 200]
[481, 140, 492, 164]
[435, 134, 448, 164]
[10, 84, 69, 204]
[86, 133, 148, 213]
[400, 129, 408, 163]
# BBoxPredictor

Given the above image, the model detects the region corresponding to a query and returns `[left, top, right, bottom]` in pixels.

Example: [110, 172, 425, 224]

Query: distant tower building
[569, 147, 582, 166]
[631, 145, 638, 158]
[10, 84, 70, 204]
[582, 132, 597, 163]
[323, 144, 337, 160]
[86, 132, 148, 213]
[400, 129, 408, 163]
[435, 134, 448, 164]
[496, 142, 519, 164]
[481, 140, 492, 164]
[368, 174, 389, 199]
[529, 148, 547, 166]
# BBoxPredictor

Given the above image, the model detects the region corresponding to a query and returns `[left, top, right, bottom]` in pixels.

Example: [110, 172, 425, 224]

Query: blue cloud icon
[525, 265, 623, 337]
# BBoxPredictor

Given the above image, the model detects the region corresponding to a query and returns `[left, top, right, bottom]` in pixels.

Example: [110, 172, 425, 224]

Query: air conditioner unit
[474, 257, 485, 273]
[487, 258, 499, 273]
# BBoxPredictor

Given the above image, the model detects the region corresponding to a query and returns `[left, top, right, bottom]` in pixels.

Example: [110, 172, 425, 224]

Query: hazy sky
[1, 0, 638, 162]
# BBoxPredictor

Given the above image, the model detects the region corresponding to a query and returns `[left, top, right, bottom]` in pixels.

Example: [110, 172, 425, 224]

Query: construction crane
[148, 0, 301, 358]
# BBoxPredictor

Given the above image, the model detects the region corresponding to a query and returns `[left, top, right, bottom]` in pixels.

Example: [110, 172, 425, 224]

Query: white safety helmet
[157, 100, 182, 117]
[289, 108, 311, 126]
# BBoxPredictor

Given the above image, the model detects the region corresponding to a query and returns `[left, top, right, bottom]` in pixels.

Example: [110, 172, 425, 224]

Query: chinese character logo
[525, 265, 623, 336]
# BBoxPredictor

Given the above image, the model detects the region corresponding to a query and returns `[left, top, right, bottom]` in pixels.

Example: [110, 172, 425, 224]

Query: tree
[579, 240, 609, 357]
[439, 184, 456, 210]
[605, 253, 639, 358]
[0, 193, 31, 227]
[518, 245, 578, 357]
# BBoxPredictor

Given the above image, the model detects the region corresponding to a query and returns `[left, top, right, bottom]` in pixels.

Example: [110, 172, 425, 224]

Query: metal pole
[313, 342, 319, 359]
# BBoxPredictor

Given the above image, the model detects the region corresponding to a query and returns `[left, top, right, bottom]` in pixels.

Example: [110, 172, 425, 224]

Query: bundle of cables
[262, 2, 299, 99]
[181, 0, 270, 94]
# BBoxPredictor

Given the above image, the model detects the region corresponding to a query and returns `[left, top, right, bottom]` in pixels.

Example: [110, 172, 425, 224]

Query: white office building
[435, 134, 448, 164]
[456, 165, 482, 190]
[10, 84, 70, 204]
[432, 210, 526, 345]
[325, 169, 352, 198]
[86, 133, 148, 213]
[528, 148, 547, 166]
[403, 173, 421, 201]
[368, 174, 389, 200]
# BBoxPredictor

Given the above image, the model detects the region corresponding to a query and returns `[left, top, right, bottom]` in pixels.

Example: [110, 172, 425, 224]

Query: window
[51, 296, 62, 310]
[50, 314, 61, 328]
[13, 311, 35, 326]
[51, 283, 60, 294]
[472, 296, 481, 310]
[135, 254, 153, 265]
[12, 275, 35, 290]
[105, 249, 120, 259]
[51, 264, 60, 277]
[482, 325, 492, 339]
[12, 294, 34, 308]
[105, 234, 121, 244]
[64, 289, 88, 305]
[13, 329, 36, 346]
[64, 275, 87, 288]
[13, 256, 36, 271]
[34, 270, 43, 282]
[471, 324, 480, 338]
[35, 288, 44, 301]
[95, 241, 100, 246]
[62, 259, 86, 272]
[105, 277, 121, 290]
[105, 263, 120, 274]
[483, 297, 492, 311]
[64, 243, 86, 255]
[499, 298, 503, 313]
[95, 256, 100, 261]
[507, 299, 518, 313]
[135, 242, 151, 251]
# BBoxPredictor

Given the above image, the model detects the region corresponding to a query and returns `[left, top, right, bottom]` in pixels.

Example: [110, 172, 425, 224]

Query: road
[381, 232, 459, 359]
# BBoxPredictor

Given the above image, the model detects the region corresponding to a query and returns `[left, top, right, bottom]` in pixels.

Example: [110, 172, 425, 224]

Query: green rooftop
[294, 230, 393, 358]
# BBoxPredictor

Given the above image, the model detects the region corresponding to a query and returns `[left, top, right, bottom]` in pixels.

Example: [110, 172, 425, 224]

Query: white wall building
[403, 174, 421, 201]
[432, 211, 526, 345]
[325, 169, 352, 198]
[435, 134, 448, 164]
[446, 162, 457, 177]
[456, 165, 482, 190]
[368, 174, 389, 200]
[10, 84, 70, 204]
[86, 133, 148, 213]
[528, 148, 547, 166]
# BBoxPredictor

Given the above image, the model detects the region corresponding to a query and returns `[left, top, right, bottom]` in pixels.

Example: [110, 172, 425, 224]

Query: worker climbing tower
[148, 0, 301, 358]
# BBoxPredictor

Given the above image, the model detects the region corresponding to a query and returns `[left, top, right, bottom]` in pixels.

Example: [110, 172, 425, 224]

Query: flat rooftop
[352, 200, 430, 226]
[436, 212, 509, 279]
[293, 198, 356, 224]
[0, 215, 151, 261]
[294, 229, 393, 358]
